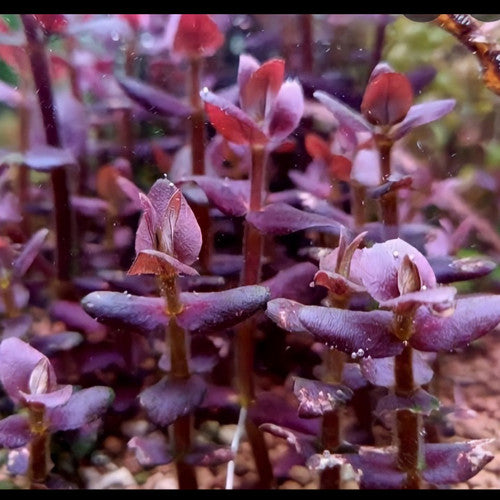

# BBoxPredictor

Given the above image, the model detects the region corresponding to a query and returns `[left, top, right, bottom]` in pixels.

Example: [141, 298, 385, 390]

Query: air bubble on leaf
[356, 348, 364, 358]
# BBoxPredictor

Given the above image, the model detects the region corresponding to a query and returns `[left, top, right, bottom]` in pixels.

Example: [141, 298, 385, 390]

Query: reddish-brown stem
[189, 56, 211, 272]
[115, 108, 134, 164]
[28, 405, 51, 488]
[300, 14, 314, 73]
[159, 273, 197, 489]
[394, 324, 423, 489]
[320, 410, 341, 489]
[376, 136, 398, 239]
[21, 14, 76, 285]
[351, 182, 366, 231]
[1, 280, 19, 319]
[234, 143, 273, 488]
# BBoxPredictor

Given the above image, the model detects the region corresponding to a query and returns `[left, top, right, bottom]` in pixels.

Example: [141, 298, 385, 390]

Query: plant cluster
[0, 13, 498, 490]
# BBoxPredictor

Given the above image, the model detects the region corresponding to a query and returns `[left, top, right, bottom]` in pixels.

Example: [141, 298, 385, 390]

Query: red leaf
[361, 72, 413, 126]
[173, 14, 224, 59]
[305, 133, 331, 161]
[329, 155, 352, 182]
[240, 58, 285, 122]
[203, 95, 267, 145]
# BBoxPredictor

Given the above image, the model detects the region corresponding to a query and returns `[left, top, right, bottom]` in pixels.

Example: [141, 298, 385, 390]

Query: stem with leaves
[158, 273, 198, 489]
[229, 144, 274, 489]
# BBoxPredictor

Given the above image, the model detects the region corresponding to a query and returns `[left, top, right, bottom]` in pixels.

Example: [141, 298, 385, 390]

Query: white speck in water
[111, 32, 120, 42]
[421, 285, 427, 290]
[393, 251, 399, 258]
[356, 348, 364, 358]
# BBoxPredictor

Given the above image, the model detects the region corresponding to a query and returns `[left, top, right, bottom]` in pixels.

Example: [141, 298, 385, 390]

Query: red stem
[189, 56, 211, 272]
[21, 14, 77, 285]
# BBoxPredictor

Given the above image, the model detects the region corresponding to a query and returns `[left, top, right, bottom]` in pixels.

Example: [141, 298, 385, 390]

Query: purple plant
[0, 337, 113, 488]
[0, 13, 498, 492]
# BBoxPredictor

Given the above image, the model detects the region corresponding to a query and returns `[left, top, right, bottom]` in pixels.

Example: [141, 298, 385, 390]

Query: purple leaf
[378, 286, 457, 310]
[358, 239, 437, 302]
[423, 440, 494, 485]
[48, 386, 114, 432]
[313, 90, 372, 133]
[31, 332, 83, 356]
[360, 350, 434, 388]
[71, 195, 109, 217]
[262, 262, 319, 303]
[428, 255, 496, 284]
[0, 80, 22, 108]
[22, 146, 76, 171]
[297, 192, 353, 227]
[0, 284, 29, 315]
[81, 291, 166, 335]
[351, 149, 381, 187]
[374, 388, 440, 422]
[390, 99, 456, 140]
[249, 392, 320, 436]
[267, 79, 304, 143]
[12, 228, 49, 278]
[0, 337, 57, 404]
[342, 363, 369, 390]
[82, 286, 269, 336]
[20, 384, 73, 409]
[293, 377, 353, 418]
[266, 298, 308, 333]
[1, 314, 33, 341]
[179, 176, 250, 217]
[0, 415, 31, 448]
[0, 191, 21, 224]
[307, 446, 404, 488]
[128, 432, 173, 468]
[298, 306, 402, 358]
[116, 75, 192, 117]
[246, 202, 343, 236]
[139, 179, 202, 266]
[185, 443, 234, 466]
[178, 285, 270, 334]
[139, 375, 206, 427]
[49, 300, 107, 338]
[159, 336, 219, 374]
[259, 423, 317, 458]
[7, 447, 29, 476]
[412, 295, 500, 352]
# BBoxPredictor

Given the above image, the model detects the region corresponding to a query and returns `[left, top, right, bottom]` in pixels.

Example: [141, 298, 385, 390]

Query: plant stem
[188, 56, 212, 272]
[300, 14, 314, 73]
[232, 143, 273, 488]
[28, 405, 51, 488]
[21, 14, 77, 286]
[394, 321, 423, 489]
[115, 108, 134, 164]
[159, 273, 197, 489]
[351, 182, 366, 232]
[376, 135, 398, 239]
[1, 281, 19, 319]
